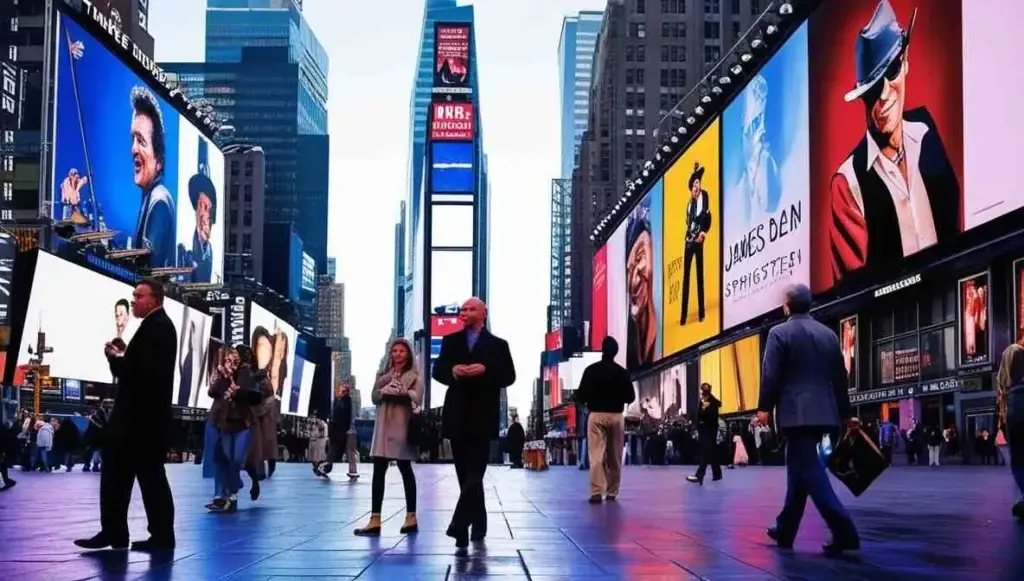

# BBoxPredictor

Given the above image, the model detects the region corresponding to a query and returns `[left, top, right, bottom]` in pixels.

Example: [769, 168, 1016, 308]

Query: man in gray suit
[756, 284, 859, 555]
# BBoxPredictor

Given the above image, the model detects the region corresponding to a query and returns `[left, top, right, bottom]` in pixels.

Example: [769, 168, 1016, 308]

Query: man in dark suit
[681, 162, 712, 325]
[433, 297, 516, 548]
[75, 279, 178, 551]
[757, 284, 859, 555]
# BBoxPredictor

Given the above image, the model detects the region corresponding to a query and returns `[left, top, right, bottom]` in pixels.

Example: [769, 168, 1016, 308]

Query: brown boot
[400, 512, 418, 535]
[353, 513, 382, 537]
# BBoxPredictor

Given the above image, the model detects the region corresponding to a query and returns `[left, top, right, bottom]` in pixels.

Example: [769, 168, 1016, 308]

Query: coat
[370, 366, 423, 461]
[246, 374, 279, 474]
[432, 328, 516, 439]
[309, 419, 329, 463]
[36, 423, 54, 450]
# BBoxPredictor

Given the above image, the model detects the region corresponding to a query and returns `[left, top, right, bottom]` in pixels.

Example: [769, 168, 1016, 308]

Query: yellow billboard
[698, 334, 761, 414]
[662, 119, 721, 357]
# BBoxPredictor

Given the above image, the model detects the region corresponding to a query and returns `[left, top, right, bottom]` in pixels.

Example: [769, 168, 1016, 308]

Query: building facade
[392, 201, 406, 337]
[316, 278, 346, 352]
[569, 0, 759, 340]
[163, 0, 330, 274]
[222, 145, 266, 282]
[548, 179, 572, 332]
[558, 11, 603, 181]
[262, 223, 303, 304]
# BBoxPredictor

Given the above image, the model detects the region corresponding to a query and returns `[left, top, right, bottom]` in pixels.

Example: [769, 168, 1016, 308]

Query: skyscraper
[392, 201, 407, 337]
[162, 0, 330, 277]
[558, 11, 603, 181]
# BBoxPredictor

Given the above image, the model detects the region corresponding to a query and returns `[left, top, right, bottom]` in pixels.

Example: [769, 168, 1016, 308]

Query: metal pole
[37, 0, 55, 222]
[32, 365, 41, 417]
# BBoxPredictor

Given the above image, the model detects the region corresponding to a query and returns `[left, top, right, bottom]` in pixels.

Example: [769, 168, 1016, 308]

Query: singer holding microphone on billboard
[75, 280, 178, 552]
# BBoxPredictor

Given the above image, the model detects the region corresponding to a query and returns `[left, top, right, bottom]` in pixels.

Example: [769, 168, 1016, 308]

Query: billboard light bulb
[589, 235, 595, 241]
[751, 38, 765, 50]
[686, 116, 696, 125]
[701, 95, 712, 104]
[642, 170, 650, 178]
[662, 145, 671, 153]
[719, 76, 732, 85]
[779, 2, 793, 16]
[730, 64, 743, 76]
[766, 24, 779, 36]
[677, 126, 687, 135]
[711, 86, 723, 95]
[741, 53, 753, 63]
[694, 106, 705, 116]
[655, 153, 662, 161]
[670, 135, 679, 143]
[644, 161, 654, 170]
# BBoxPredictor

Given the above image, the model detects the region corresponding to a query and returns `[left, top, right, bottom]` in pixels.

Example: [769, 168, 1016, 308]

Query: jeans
[215, 429, 252, 498]
[1008, 390, 1024, 499]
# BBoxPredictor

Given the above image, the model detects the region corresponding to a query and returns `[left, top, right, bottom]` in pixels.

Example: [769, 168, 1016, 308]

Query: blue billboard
[52, 14, 226, 281]
[431, 142, 474, 193]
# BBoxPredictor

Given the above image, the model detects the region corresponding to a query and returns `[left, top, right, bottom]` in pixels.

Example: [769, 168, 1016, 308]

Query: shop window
[919, 285, 956, 327]
[920, 326, 955, 380]
[893, 301, 917, 335]
[872, 310, 894, 340]
[875, 341, 895, 386]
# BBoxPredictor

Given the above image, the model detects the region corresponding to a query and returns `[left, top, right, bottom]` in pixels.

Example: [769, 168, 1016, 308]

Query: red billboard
[590, 245, 608, 349]
[431, 314, 464, 337]
[431, 102, 474, 141]
[434, 24, 471, 89]
[545, 329, 562, 352]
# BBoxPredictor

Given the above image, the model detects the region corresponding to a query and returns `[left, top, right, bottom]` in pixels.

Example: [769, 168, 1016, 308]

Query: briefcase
[826, 426, 888, 497]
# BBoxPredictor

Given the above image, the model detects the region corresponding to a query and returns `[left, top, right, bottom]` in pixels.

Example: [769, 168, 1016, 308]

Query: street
[0, 462, 1020, 580]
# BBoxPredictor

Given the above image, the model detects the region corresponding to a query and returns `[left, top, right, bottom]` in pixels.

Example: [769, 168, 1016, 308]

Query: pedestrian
[35, 417, 54, 472]
[573, 336, 634, 503]
[506, 413, 526, 469]
[55, 417, 80, 471]
[432, 297, 516, 547]
[878, 415, 897, 465]
[687, 383, 723, 484]
[926, 423, 943, 467]
[0, 418, 18, 490]
[354, 338, 423, 537]
[309, 416, 329, 478]
[757, 284, 859, 555]
[327, 382, 359, 480]
[75, 279, 178, 551]
[996, 330, 1024, 520]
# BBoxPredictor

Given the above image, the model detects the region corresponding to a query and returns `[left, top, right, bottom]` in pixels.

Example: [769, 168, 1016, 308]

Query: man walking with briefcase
[756, 284, 860, 555]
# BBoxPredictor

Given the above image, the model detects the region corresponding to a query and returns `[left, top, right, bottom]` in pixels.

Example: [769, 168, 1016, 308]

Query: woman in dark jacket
[204, 346, 264, 512]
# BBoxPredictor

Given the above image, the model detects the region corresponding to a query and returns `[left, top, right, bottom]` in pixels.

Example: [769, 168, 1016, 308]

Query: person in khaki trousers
[573, 337, 636, 503]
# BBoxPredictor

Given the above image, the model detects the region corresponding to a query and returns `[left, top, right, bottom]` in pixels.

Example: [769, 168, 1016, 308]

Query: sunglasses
[863, 49, 907, 104]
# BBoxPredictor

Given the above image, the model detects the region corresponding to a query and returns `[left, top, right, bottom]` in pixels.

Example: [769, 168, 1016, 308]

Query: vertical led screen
[957, 271, 989, 367]
[809, 0, 964, 293]
[431, 142, 475, 193]
[962, 0, 1024, 228]
[604, 223, 627, 368]
[0, 232, 14, 325]
[698, 335, 760, 415]
[431, 102, 474, 141]
[840, 315, 858, 391]
[248, 302, 299, 412]
[722, 24, 809, 328]
[430, 313, 464, 409]
[1015, 259, 1024, 345]
[52, 14, 226, 282]
[624, 181, 663, 371]
[659, 362, 687, 420]
[433, 24, 471, 90]
[590, 245, 608, 348]
[662, 120, 721, 357]
[628, 373, 660, 419]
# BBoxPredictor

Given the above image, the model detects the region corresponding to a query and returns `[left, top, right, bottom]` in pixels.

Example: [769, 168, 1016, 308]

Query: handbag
[826, 426, 888, 497]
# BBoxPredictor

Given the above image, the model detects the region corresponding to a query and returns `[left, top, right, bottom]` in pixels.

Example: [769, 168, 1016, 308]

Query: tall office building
[162, 0, 330, 275]
[316, 279, 346, 352]
[327, 257, 337, 282]
[558, 11, 603, 181]
[569, 0, 759, 335]
[402, 0, 489, 353]
[392, 201, 406, 337]
[222, 145, 266, 281]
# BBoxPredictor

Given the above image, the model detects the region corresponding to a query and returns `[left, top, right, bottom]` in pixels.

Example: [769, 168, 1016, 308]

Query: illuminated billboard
[51, 14, 225, 283]
[249, 302, 299, 413]
[431, 102, 474, 141]
[431, 142, 474, 193]
[433, 23, 471, 91]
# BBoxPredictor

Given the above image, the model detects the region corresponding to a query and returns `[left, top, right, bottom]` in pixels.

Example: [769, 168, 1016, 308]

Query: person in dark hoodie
[325, 382, 358, 480]
[574, 336, 636, 503]
[54, 417, 80, 472]
[506, 413, 526, 469]
[687, 382, 722, 485]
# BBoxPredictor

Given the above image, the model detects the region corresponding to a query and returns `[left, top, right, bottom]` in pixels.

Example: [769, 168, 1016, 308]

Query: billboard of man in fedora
[177, 139, 218, 283]
[828, 0, 960, 285]
[682, 162, 712, 325]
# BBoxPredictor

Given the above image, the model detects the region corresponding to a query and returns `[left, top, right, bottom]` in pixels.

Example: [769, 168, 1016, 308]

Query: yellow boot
[400, 512, 418, 535]
[353, 513, 382, 537]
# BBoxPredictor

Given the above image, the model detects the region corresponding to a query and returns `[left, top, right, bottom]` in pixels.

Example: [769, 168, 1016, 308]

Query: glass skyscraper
[557, 12, 602, 180]
[162, 0, 331, 276]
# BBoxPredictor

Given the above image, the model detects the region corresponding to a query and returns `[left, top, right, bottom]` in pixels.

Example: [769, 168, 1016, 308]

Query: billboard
[590, 245, 608, 348]
[16, 252, 213, 406]
[809, 0, 964, 293]
[301, 251, 316, 295]
[605, 222, 627, 368]
[249, 301, 299, 411]
[431, 142, 474, 193]
[431, 102, 474, 141]
[1016, 259, 1024, 345]
[698, 334, 761, 415]
[957, 271, 989, 367]
[623, 181, 663, 370]
[433, 24, 471, 91]
[722, 24, 810, 328]
[430, 312, 465, 409]
[286, 356, 316, 416]
[840, 315, 858, 391]
[662, 120, 721, 358]
[0, 233, 14, 325]
[52, 14, 225, 283]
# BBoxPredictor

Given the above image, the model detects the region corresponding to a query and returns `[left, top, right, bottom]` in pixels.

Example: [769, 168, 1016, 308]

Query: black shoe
[588, 495, 603, 504]
[225, 499, 238, 513]
[250, 479, 261, 502]
[766, 527, 793, 549]
[446, 526, 469, 548]
[712, 476, 723, 482]
[354, 526, 381, 537]
[206, 498, 227, 511]
[131, 538, 175, 551]
[83, 466, 91, 472]
[1012, 501, 1024, 521]
[605, 495, 617, 502]
[1, 480, 15, 490]
[822, 538, 860, 555]
[470, 531, 486, 542]
[686, 475, 702, 485]
[400, 524, 419, 535]
[75, 534, 128, 550]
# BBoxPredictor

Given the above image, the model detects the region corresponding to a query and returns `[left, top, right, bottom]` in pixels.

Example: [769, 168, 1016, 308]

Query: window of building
[635, 68, 645, 84]
[242, 233, 252, 250]
[625, 69, 635, 84]
[732, 21, 741, 39]
[751, 0, 762, 15]
[230, 184, 239, 201]
[660, 68, 669, 86]
[228, 236, 238, 254]
[626, 92, 636, 108]
[230, 210, 238, 226]
[243, 184, 252, 202]
[636, 45, 646, 62]
[704, 22, 720, 40]
[661, 0, 685, 13]
[732, 0, 741, 14]
[660, 45, 670, 62]
[636, 0, 645, 14]
[704, 0, 721, 14]
[231, 162, 239, 176]
[630, 23, 646, 38]
[704, 45, 721, 64]
[243, 210, 252, 226]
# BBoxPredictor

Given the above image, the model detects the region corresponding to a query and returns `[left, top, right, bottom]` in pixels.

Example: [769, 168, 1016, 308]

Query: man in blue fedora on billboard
[828, 0, 959, 287]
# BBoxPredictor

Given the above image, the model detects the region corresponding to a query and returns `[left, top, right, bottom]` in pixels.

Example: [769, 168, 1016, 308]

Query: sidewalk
[0, 463, 1020, 580]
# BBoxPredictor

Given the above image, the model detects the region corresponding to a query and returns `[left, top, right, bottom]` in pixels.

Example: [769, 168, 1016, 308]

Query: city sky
[150, 0, 607, 417]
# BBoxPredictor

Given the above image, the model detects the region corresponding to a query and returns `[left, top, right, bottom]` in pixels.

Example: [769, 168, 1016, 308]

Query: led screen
[622, 182, 663, 371]
[431, 142, 474, 193]
[286, 357, 316, 416]
[52, 14, 225, 283]
[698, 334, 760, 415]
[16, 252, 213, 405]
[604, 222, 627, 368]
[249, 301, 299, 412]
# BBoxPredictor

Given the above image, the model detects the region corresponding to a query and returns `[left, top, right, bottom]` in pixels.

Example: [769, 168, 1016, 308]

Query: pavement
[0, 462, 1021, 580]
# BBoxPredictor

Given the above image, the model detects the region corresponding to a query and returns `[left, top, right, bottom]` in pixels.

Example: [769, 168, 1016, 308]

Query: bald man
[433, 297, 516, 548]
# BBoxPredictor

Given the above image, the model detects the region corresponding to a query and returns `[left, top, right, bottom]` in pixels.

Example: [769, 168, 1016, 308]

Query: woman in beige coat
[354, 338, 423, 537]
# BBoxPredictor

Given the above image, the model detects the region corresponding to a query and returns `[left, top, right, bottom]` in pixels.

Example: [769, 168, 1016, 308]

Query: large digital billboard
[809, 0, 964, 293]
[590, 245, 607, 349]
[249, 301, 299, 412]
[431, 102, 474, 141]
[662, 120, 721, 358]
[604, 223, 627, 368]
[722, 24, 810, 329]
[698, 334, 761, 415]
[431, 142, 474, 193]
[16, 252, 213, 406]
[433, 24, 471, 90]
[0, 233, 14, 325]
[623, 182, 663, 370]
[52, 14, 225, 283]
[287, 356, 316, 417]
